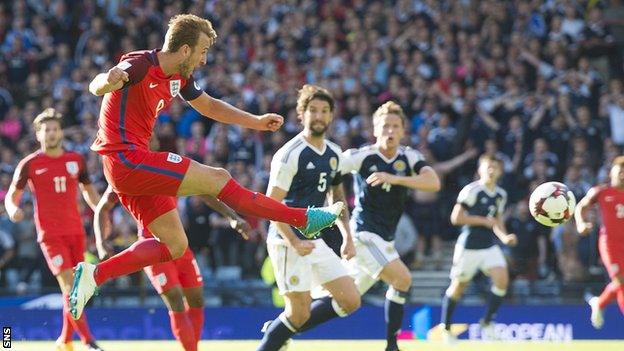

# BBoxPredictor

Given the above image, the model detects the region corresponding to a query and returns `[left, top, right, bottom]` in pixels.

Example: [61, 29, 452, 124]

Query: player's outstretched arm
[89, 67, 129, 96]
[574, 186, 600, 235]
[450, 203, 494, 228]
[370, 166, 441, 192]
[198, 195, 251, 240]
[188, 93, 283, 132]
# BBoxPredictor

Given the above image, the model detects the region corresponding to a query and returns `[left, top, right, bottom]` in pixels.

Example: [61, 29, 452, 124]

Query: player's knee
[209, 167, 231, 183]
[167, 239, 188, 260]
[163, 289, 186, 312]
[335, 293, 361, 315]
[186, 293, 204, 308]
[393, 272, 412, 292]
[288, 310, 310, 328]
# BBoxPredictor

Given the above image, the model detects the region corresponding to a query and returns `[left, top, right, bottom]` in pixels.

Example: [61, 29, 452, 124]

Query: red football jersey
[595, 185, 624, 247]
[12, 151, 91, 241]
[91, 49, 202, 154]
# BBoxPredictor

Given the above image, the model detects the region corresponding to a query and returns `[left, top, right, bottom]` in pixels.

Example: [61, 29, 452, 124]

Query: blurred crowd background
[0, 0, 623, 304]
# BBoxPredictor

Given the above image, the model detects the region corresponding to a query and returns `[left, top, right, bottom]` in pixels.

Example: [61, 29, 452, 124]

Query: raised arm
[575, 186, 601, 235]
[88, 67, 129, 96]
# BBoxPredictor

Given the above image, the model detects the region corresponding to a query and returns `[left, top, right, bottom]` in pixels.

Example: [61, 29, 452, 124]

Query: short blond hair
[372, 101, 406, 127]
[613, 155, 624, 168]
[33, 108, 62, 132]
[164, 14, 217, 52]
[478, 154, 503, 167]
[296, 84, 334, 115]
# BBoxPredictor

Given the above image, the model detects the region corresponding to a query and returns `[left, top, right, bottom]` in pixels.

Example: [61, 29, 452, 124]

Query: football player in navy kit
[257, 85, 359, 351]
[440, 155, 517, 342]
[304, 101, 441, 351]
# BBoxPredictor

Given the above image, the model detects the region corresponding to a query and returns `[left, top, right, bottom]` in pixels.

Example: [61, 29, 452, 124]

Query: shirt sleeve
[11, 157, 30, 190]
[268, 150, 299, 192]
[116, 55, 150, 87]
[180, 75, 203, 101]
[78, 155, 91, 185]
[497, 190, 508, 215]
[341, 149, 357, 175]
[405, 148, 427, 174]
[457, 184, 478, 208]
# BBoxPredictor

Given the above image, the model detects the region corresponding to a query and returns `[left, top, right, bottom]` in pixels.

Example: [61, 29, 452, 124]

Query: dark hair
[296, 84, 334, 115]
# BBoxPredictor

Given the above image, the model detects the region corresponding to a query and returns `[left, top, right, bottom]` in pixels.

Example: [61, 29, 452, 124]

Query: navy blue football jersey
[456, 181, 507, 249]
[344, 145, 426, 241]
[267, 134, 344, 241]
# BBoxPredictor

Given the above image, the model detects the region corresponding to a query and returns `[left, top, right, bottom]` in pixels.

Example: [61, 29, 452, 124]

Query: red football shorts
[102, 149, 191, 197]
[39, 235, 85, 276]
[143, 247, 203, 294]
[103, 149, 191, 226]
[599, 235, 624, 279]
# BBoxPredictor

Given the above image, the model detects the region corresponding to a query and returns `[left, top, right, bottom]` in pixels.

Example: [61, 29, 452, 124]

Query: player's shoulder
[400, 145, 425, 162]
[119, 49, 157, 64]
[460, 181, 482, 194]
[346, 144, 376, 157]
[274, 134, 306, 164]
[325, 139, 343, 156]
[494, 185, 508, 199]
[16, 151, 43, 168]
[62, 151, 85, 160]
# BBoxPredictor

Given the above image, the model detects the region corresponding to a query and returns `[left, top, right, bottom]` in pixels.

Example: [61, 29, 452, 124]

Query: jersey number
[53, 176, 67, 193]
[381, 183, 392, 192]
[318, 172, 327, 192]
[616, 204, 624, 219]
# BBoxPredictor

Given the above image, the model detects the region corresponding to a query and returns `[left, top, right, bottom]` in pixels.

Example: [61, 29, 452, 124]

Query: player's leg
[183, 287, 205, 342]
[614, 275, 624, 313]
[379, 259, 412, 351]
[94, 208, 185, 286]
[481, 246, 509, 327]
[177, 249, 205, 342]
[177, 160, 342, 236]
[258, 292, 311, 351]
[161, 287, 197, 351]
[258, 242, 311, 351]
[55, 269, 76, 347]
[145, 259, 196, 351]
[483, 266, 508, 324]
[441, 245, 476, 333]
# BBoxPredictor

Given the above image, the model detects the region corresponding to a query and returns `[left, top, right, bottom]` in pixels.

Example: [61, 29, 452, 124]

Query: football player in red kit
[576, 156, 624, 328]
[95, 185, 251, 351]
[4, 109, 103, 351]
[70, 13, 343, 319]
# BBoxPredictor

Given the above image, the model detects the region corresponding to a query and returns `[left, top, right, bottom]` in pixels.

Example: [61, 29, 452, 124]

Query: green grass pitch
[11, 340, 624, 351]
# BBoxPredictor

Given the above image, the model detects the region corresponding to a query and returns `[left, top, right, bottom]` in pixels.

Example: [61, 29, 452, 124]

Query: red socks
[217, 178, 307, 227]
[169, 311, 197, 351]
[61, 293, 94, 343]
[598, 282, 619, 309]
[95, 239, 173, 286]
[616, 284, 624, 313]
[187, 307, 204, 342]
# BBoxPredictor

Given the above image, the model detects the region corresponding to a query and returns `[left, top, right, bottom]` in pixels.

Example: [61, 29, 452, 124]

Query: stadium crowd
[0, 0, 623, 299]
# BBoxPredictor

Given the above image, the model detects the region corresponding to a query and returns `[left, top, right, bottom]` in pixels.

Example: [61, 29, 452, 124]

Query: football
[529, 182, 576, 227]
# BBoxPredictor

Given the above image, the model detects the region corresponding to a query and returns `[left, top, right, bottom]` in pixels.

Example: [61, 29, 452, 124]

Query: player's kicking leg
[178, 160, 344, 237]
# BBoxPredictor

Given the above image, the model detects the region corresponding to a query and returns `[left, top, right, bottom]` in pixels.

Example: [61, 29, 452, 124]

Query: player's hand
[503, 233, 518, 246]
[576, 221, 594, 235]
[229, 216, 252, 240]
[256, 113, 284, 132]
[292, 239, 315, 256]
[341, 238, 356, 260]
[96, 240, 114, 260]
[366, 172, 396, 187]
[107, 66, 129, 85]
[8, 208, 24, 222]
